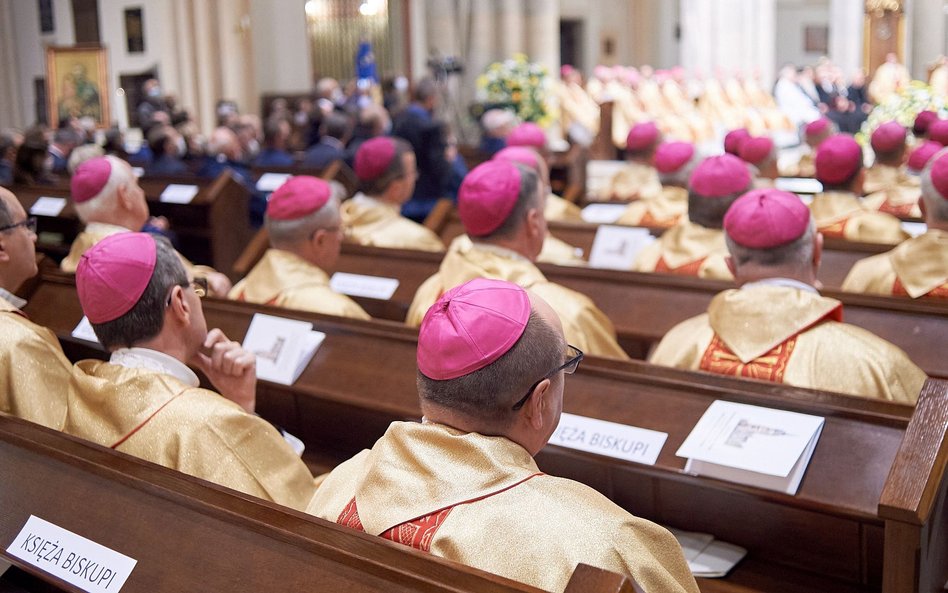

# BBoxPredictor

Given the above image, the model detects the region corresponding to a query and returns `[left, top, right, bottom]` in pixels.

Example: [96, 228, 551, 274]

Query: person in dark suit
[302, 111, 352, 170]
[48, 128, 81, 175]
[198, 127, 266, 227]
[144, 125, 189, 176]
[253, 117, 295, 167]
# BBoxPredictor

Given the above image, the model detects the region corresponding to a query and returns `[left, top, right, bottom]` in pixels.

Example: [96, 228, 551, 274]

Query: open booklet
[668, 528, 747, 578]
[241, 313, 326, 386]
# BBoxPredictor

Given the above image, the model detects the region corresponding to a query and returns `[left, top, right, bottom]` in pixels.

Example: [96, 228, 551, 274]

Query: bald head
[208, 127, 243, 161]
[0, 188, 39, 291]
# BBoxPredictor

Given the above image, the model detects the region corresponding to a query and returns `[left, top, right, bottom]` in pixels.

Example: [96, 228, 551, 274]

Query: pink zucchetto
[458, 161, 522, 237]
[738, 136, 775, 165]
[914, 110, 938, 136]
[805, 118, 831, 140]
[266, 176, 331, 221]
[417, 278, 530, 380]
[354, 137, 396, 181]
[507, 123, 546, 149]
[723, 128, 751, 156]
[625, 122, 660, 151]
[654, 142, 695, 174]
[907, 141, 943, 173]
[76, 232, 157, 324]
[724, 189, 810, 249]
[815, 134, 862, 185]
[929, 151, 948, 200]
[71, 156, 113, 203]
[493, 146, 541, 170]
[688, 154, 752, 198]
[870, 121, 907, 153]
[929, 120, 948, 147]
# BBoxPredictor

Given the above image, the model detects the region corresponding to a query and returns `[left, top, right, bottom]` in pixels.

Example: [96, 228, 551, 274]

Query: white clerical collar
[109, 347, 200, 387]
[350, 192, 393, 210]
[85, 222, 132, 236]
[0, 287, 26, 310]
[742, 277, 819, 294]
[470, 242, 531, 263]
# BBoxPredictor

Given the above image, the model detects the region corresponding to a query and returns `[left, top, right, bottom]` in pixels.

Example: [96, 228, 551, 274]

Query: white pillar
[191, 0, 222, 134]
[525, 0, 559, 74]
[909, 0, 946, 79]
[829, 0, 864, 77]
[681, 0, 774, 82]
[426, 0, 459, 66]
[0, 0, 24, 128]
[497, 0, 525, 57]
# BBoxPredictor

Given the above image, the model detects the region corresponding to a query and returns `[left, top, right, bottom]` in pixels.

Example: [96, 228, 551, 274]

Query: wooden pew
[18, 270, 948, 593]
[0, 414, 631, 593]
[250, 160, 360, 197]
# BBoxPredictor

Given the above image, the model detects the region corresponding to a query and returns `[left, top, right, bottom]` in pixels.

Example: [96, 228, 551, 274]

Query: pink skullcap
[815, 135, 862, 185]
[560, 64, 575, 78]
[417, 278, 530, 380]
[354, 137, 396, 180]
[76, 232, 157, 324]
[914, 110, 938, 135]
[929, 120, 948, 146]
[688, 154, 752, 198]
[907, 141, 943, 172]
[870, 121, 906, 153]
[654, 142, 695, 174]
[493, 146, 541, 171]
[805, 118, 831, 139]
[507, 123, 546, 149]
[723, 128, 751, 156]
[626, 122, 660, 151]
[71, 157, 113, 203]
[929, 151, 948, 200]
[724, 189, 810, 249]
[458, 161, 522, 237]
[739, 136, 775, 165]
[593, 65, 611, 80]
[266, 176, 331, 220]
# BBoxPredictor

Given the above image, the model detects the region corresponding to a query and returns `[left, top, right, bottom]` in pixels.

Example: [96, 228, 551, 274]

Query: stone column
[681, 0, 775, 83]
[525, 0, 559, 74]
[426, 0, 459, 66]
[909, 0, 946, 79]
[191, 0, 223, 134]
[0, 0, 23, 128]
[497, 0, 525, 57]
[830, 0, 864, 77]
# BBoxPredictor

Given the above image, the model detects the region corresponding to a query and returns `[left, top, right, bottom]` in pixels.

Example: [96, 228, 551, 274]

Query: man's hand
[191, 329, 256, 413]
[205, 271, 233, 297]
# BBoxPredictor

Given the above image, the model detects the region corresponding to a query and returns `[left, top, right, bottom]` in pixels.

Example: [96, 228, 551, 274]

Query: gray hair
[0, 194, 11, 227]
[687, 186, 750, 229]
[725, 220, 816, 269]
[67, 144, 105, 175]
[920, 148, 948, 222]
[266, 195, 341, 247]
[471, 164, 541, 240]
[659, 150, 703, 188]
[74, 155, 134, 223]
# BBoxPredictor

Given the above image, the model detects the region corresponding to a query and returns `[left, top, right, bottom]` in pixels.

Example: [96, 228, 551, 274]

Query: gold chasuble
[228, 249, 370, 319]
[405, 242, 627, 359]
[308, 422, 698, 593]
[60, 222, 222, 280]
[632, 222, 733, 280]
[607, 162, 662, 202]
[341, 193, 445, 252]
[809, 191, 909, 245]
[860, 166, 922, 218]
[842, 230, 948, 299]
[67, 356, 316, 510]
[544, 193, 585, 223]
[0, 296, 76, 429]
[863, 164, 916, 195]
[649, 284, 925, 403]
[616, 186, 688, 228]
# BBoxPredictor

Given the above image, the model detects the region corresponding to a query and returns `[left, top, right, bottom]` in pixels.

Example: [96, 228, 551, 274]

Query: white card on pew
[71, 316, 100, 344]
[775, 177, 823, 195]
[330, 272, 399, 300]
[159, 184, 199, 204]
[550, 412, 667, 465]
[6, 515, 137, 593]
[588, 225, 654, 270]
[676, 400, 824, 495]
[256, 173, 292, 192]
[580, 203, 627, 224]
[242, 313, 325, 385]
[30, 197, 67, 217]
[901, 221, 926, 237]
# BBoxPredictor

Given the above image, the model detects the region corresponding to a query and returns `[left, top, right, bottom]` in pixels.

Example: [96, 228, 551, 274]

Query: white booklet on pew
[676, 400, 824, 495]
[256, 172, 292, 192]
[242, 313, 325, 386]
[668, 528, 747, 578]
[587, 225, 655, 270]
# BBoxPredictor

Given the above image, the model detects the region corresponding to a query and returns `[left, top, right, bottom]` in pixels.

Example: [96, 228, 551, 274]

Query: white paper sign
[242, 313, 325, 385]
[71, 317, 100, 344]
[580, 203, 628, 224]
[330, 272, 399, 300]
[901, 221, 927, 237]
[159, 184, 199, 204]
[587, 225, 655, 270]
[5, 515, 137, 593]
[550, 412, 667, 465]
[775, 177, 823, 195]
[255, 173, 292, 192]
[30, 197, 67, 217]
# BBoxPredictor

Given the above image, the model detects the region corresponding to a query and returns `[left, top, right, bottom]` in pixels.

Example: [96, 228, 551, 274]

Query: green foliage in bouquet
[476, 53, 552, 125]
[858, 80, 947, 146]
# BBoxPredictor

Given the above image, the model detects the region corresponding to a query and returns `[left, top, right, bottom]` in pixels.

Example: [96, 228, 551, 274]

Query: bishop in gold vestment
[809, 191, 909, 244]
[617, 141, 697, 229]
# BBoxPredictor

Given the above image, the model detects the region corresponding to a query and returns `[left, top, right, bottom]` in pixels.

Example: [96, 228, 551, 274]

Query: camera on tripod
[427, 56, 464, 79]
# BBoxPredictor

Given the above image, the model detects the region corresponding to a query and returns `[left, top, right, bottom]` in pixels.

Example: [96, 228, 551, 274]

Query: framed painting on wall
[45, 45, 111, 128]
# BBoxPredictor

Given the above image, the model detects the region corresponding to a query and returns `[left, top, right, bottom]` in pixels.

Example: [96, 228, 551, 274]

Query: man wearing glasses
[67, 232, 317, 510]
[0, 187, 77, 429]
[309, 278, 697, 593]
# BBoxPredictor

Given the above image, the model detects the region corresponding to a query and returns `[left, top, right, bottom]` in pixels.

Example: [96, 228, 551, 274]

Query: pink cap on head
[929, 120, 948, 146]
[724, 189, 810, 249]
[417, 278, 530, 380]
[929, 151, 948, 200]
[914, 110, 938, 135]
[507, 123, 546, 149]
[870, 121, 907, 153]
[458, 161, 523, 237]
[493, 146, 541, 171]
[688, 154, 752, 198]
[738, 136, 775, 165]
[560, 64, 575, 78]
[654, 142, 695, 174]
[907, 141, 943, 172]
[71, 157, 113, 203]
[76, 232, 157, 324]
[626, 122, 660, 151]
[354, 137, 396, 180]
[723, 128, 751, 156]
[805, 118, 831, 139]
[266, 176, 331, 220]
[815, 135, 862, 185]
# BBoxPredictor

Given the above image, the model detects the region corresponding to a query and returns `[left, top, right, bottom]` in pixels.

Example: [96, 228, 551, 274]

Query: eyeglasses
[511, 344, 584, 411]
[165, 277, 209, 306]
[0, 217, 37, 234]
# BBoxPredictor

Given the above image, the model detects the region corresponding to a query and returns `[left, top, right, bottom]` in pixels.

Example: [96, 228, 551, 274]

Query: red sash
[817, 219, 848, 238]
[110, 392, 185, 449]
[655, 255, 706, 276]
[878, 200, 916, 218]
[892, 277, 948, 299]
[639, 211, 680, 229]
